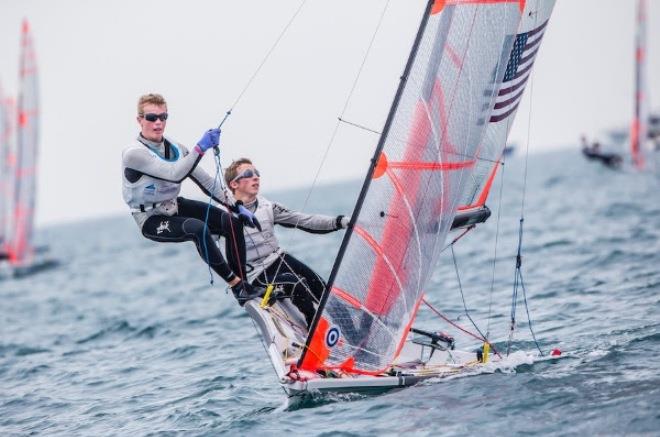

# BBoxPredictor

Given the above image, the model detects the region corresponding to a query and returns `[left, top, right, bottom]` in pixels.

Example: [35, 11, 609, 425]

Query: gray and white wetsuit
[243, 196, 347, 327]
[122, 135, 234, 228]
[242, 195, 346, 282]
[121, 135, 247, 283]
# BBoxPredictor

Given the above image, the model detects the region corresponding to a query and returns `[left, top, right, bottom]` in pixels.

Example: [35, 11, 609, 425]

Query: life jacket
[244, 196, 283, 282]
[122, 137, 183, 211]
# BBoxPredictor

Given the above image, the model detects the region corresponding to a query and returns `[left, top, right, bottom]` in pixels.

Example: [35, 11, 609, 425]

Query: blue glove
[196, 128, 221, 153]
[237, 204, 262, 232]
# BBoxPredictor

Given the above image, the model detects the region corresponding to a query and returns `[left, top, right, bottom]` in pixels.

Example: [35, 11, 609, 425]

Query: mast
[299, 0, 437, 366]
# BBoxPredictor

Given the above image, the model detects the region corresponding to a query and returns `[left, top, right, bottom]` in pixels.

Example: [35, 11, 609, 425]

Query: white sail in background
[298, 0, 551, 374]
[7, 19, 39, 266]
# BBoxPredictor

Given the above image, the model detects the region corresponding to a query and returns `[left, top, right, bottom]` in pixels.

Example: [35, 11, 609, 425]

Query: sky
[0, 0, 658, 226]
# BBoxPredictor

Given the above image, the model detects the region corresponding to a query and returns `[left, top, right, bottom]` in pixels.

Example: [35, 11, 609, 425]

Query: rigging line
[519, 269, 544, 356]
[337, 117, 381, 135]
[508, 0, 543, 356]
[507, 217, 523, 355]
[448, 224, 474, 246]
[450, 244, 489, 343]
[202, 1, 308, 285]
[228, 0, 308, 113]
[422, 298, 501, 358]
[202, 151, 223, 285]
[437, 224, 475, 256]
[267, 0, 393, 285]
[485, 153, 506, 338]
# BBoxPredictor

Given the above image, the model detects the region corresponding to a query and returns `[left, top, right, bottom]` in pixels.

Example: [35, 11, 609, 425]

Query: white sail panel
[300, 0, 525, 374]
[459, 0, 556, 210]
[7, 20, 39, 266]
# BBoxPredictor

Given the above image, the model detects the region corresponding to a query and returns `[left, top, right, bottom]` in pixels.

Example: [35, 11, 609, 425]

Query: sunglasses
[142, 112, 169, 122]
[231, 168, 260, 183]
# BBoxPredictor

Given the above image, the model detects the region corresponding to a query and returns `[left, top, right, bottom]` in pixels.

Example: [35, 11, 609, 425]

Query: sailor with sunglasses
[225, 158, 350, 328]
[122, 93, 265, 304]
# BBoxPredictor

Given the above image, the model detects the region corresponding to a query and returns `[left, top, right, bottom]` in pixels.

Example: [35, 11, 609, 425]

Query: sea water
[1, 149, 659, 436]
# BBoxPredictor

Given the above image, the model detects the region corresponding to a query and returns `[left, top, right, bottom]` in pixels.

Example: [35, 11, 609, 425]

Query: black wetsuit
[142, 197, 246, 283]
[252, 252, 326, 327]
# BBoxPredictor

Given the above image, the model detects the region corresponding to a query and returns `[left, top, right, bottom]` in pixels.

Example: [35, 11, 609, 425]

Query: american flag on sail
[490, 20, 549, 123]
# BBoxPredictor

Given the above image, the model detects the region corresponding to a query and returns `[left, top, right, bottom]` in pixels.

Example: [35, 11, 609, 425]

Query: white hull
[245, 299, 492, 400]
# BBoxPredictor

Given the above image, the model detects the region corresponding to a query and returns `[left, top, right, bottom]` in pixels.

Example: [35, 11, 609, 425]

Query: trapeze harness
[121, 135, 246, 283]
[244, 196, 345, 326]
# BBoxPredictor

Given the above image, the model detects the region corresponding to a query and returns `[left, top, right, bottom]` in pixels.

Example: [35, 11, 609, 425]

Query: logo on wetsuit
[156, 220, 171, 234]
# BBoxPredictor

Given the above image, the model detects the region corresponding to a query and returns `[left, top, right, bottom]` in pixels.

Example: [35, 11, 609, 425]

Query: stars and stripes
[490, 20, 548, 123]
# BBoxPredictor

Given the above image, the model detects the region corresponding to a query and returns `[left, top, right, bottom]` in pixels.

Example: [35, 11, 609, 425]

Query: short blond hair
[225, 158, 253, 189]
[137, 93, 167, 116]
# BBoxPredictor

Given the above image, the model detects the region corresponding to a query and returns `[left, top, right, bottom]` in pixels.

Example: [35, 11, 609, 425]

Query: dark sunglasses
[231, 168, 260, 183]
[142, 112, 168, 122]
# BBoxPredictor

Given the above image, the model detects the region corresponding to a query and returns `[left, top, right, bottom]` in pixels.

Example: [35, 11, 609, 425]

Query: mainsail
[630, 0, 648, 169]
[7, 20, 39, 266]
[299, 0, 544, 374]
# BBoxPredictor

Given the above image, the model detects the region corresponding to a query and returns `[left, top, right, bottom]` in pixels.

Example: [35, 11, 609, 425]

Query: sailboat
[3, 20, 56, 277]
[630, 0, 656, 169]
[244, 0, 556, 399]
[593, 0, 655, 170]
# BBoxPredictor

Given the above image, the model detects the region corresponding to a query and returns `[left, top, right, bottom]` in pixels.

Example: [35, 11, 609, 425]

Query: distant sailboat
[630, 0, 649, 169]
[3, 20, 56, 277]
[581, 0, 655, 170]
[5, 19, 40, 271]
[244, 0, 556, 400]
